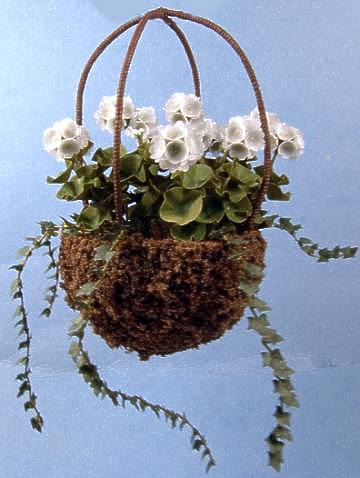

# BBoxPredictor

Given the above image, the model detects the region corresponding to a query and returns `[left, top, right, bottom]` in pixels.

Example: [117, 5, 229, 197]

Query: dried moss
[59, 230, 266, 360]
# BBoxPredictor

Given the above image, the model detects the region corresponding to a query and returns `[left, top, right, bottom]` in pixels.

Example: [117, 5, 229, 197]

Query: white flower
[162, 121, 187, 141]
[249, 108, 304, 157]
[95, 95, 135, 133]
[43, 118, 89, 162]
[127, 106, 157, 140]
[54, 118, 78, 139]
[276, 123, 300, 142]
[191, 118, 224, 150]
[58, 138, 81, 159]
[150, 120, 205, 173]
[223, 116, 255, 160]
[164, 93, 203, 123]
[225, 116, 246, 144]
[182, 94, 203, 119]
[243, 118, 264, 151]
[229, 143, 252, 161]
[249, 109, 281, 151]
[276, 123, 304, 159]
[250, 108, 281, 135]
[43, 127, 61, 154]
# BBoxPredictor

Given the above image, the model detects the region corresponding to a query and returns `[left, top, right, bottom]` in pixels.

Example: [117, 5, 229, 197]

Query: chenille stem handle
[76, 8, 272, 226]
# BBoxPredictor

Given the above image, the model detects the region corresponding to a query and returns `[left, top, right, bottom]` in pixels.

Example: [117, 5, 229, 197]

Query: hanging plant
[9, 7, 357, 474]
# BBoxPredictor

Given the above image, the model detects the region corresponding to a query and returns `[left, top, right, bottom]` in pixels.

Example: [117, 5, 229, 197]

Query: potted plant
[9, 7, 357, 473]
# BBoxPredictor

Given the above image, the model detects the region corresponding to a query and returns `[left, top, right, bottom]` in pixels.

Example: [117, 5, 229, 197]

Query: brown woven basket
[59, 8, 272, 360]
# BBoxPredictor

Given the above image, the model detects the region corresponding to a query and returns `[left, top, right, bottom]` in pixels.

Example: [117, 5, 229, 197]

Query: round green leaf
[224, 162, 259, 185]
[120, 153, 144, 182]
[228, 185, 248, 203]
[197, 196, 224, 224]
[160, 187, 203, 225]
[182, 164, 213, 189]
[224, 197, 253, 223]
[170, 222, 207, 241]
[142, 189, 159, 209]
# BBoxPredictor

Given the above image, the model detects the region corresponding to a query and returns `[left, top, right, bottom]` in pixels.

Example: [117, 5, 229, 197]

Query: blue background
[1, 1, 359, 477]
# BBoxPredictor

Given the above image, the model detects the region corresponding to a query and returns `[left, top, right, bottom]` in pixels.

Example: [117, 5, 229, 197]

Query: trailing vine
[247, 296, 298, 472]
[270, 215, 358, 261]
[68, 314, 216, 473]
[10, 221, 60, 431]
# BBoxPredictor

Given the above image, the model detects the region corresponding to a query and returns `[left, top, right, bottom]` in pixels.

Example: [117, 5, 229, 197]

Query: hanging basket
[59, 7, 273, 359]
[59, 229, 265, 360]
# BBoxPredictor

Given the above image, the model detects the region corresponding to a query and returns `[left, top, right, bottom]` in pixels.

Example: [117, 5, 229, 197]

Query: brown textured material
[59, 230, 266, 360]
[75, 7, 272, 225]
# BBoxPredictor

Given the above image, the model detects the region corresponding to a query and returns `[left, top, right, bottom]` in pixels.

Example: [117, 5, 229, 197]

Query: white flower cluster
[222, 109, 304, 160]
[150, 93, 215, 173]
[44, 93, 304, 168]
[94, 95, 157, 141]
[43, 118, 89, 162]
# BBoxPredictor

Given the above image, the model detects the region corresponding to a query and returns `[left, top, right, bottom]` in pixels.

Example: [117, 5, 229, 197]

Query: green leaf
[17, 380, 30, 397]
[229, 163, 259, 185]
[269, 451, 282, 472]
[197, 196, 224, 224]
[24, 400, 35, 411]
[141, 190, 159, 209]
[92, 146, 126, 167]
[274, 406, 291, 426]
[94, 243, 115, 262]
[224, 197, 252, 223]
[76, 282, 96, 297]
[341, 246, 358, 259]
[120, 152, 145, 182]
[47, 167, 72, 184]
[30, 416, 43, 433]
[193, 439, 203, 451]
[68, 314, 88, 338]
[17, 246, 31, 258]
[182, 164, 213, 189]
[228, 185, 248, 203]
[40, 308, 51, 317]
[160, 187, 203, 225]
[267, 184, 291, 201]
[56, 176, 86, 201]
[10, 278, 20, 296]
[255, 166, 289, 186]
[206, 459, 216, 473]
[78, 206, 111, 230]
[68, 341, 81, 360]
[170, 222, 207, 241]
[274, 425, 293, 442]
[92, 147, 113, 167]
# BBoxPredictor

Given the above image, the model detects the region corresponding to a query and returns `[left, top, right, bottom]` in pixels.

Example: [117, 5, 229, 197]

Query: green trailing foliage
[67, 314, 216, 473]
[227, 240, 299, 473]
[257, 215, 358, 262]
[10, 221, 61, 432]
